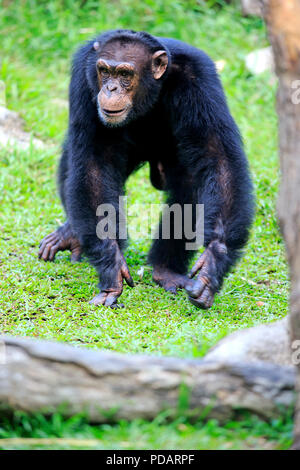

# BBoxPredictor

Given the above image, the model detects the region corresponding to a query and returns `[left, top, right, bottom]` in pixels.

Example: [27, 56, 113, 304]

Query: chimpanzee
[39, 29, 254, 309]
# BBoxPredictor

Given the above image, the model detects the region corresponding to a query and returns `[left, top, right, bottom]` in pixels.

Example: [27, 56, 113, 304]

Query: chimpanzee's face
[95, 40, 168, 127]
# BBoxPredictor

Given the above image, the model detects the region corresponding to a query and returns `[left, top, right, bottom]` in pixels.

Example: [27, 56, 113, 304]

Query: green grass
[0, 411, 293, 450]
[0, 0, 291, 449]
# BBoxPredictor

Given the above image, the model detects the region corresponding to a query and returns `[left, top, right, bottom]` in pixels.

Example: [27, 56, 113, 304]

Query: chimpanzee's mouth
[102, 108, 126, 116]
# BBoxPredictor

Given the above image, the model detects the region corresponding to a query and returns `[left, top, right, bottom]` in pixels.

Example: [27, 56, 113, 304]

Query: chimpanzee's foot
[152, 266, 193, 295]
[38, 222, 82, 262]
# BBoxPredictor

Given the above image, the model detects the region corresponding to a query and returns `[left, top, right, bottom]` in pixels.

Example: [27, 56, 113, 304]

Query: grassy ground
[0, 0, 291, 449]
[0, 411, 293, 450]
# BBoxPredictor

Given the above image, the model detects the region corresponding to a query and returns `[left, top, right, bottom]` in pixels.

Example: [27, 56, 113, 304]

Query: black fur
[56, 29, 254, 304]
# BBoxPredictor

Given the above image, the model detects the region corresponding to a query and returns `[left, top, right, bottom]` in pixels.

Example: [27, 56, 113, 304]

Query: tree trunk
[262, 0, 300, 450]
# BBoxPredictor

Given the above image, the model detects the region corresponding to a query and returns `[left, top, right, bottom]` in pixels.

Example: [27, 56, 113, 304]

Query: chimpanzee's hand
[39, 222, 82, 262]
[185, 241, 227, 309]
[89, 247, 134, 308]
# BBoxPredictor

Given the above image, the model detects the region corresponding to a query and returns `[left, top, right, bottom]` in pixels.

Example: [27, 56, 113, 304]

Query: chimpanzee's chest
[125, 108, 178, 170]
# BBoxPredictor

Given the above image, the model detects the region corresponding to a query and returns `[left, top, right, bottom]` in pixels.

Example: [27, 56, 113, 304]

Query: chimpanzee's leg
[148, 167, 196, 294]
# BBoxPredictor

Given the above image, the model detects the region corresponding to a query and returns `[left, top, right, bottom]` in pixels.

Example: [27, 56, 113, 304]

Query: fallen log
[0, 334, 296, 422]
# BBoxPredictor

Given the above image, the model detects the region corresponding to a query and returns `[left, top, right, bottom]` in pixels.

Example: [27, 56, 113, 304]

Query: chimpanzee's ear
[151, 50, 168, 80]
[93, 41, 100, 51]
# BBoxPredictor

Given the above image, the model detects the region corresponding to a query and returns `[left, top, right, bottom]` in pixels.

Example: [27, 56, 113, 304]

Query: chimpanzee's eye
[120, 70, 131, 78]
[98, 66, 109, 77]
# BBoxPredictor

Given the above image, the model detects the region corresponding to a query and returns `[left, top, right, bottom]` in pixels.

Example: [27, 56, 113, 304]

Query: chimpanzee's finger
[188, 286, 214, 309]
[121, 263, 134, 287]
[89, 292, 107, 306]
[188, 252, 206, 278]
[49, 242, 61, 261]
[39, 233, 57, 249]
[110, 302, 125, 309]
[38, 245, 44, 258]
[38, 235, 58, 258]
[181, 277, 194, 290]
[38, 240, 49, 257]
[70, 249, 82, 263]
[185, 276, 208, 298]
[104, 292, 120, 307]
[40, 243, 52, 261]
[164, 285, 177, 295]
[198, 286, 214, 309]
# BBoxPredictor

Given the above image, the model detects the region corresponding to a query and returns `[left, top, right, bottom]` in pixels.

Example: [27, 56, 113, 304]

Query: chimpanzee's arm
[186, 132, 253, 308]
[65, 153, 133, 307]
[167, 53, 254, 308]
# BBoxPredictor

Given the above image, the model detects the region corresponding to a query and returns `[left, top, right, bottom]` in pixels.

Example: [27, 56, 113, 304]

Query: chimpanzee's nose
[107, 83, 118, 92]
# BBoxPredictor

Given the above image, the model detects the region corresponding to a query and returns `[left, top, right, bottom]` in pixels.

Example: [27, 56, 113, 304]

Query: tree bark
[0, 335, 296, 422]
[262, 0, 300, 449]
